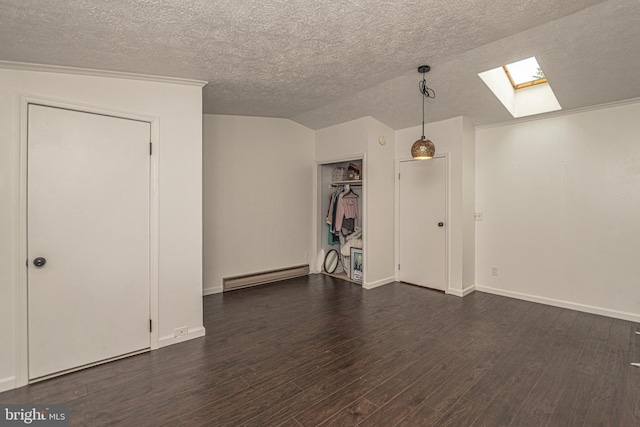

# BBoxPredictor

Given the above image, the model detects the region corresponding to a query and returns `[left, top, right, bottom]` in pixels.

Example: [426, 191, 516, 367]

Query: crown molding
[476, 97, 640, 131]
[0, 60, 208, 87]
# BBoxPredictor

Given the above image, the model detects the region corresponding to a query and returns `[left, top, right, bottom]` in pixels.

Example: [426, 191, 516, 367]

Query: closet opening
[317, 158, 365, 284]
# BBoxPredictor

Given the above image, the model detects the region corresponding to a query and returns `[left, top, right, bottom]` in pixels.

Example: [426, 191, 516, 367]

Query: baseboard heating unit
[223, 264, 310, 291]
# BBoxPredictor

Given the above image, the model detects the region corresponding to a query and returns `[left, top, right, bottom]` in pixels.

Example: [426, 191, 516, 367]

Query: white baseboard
[203, 286, 223, 296]
[0, 376, 16, 393]
[447, 285, 476, 297]
[159, 326, 206, 348]
[363, 276, 395, 290]
[476, 285, 640, 323]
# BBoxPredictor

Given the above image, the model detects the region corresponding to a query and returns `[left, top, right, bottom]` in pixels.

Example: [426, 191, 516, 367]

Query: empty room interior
[0, 0, 639, 425]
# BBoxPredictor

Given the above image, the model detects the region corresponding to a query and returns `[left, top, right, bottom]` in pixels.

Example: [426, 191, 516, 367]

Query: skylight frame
[502, 65, 548, 89]
[502, 57, 548, 90]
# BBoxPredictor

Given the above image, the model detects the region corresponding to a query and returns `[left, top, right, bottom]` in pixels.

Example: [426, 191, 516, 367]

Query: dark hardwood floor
[1, 274, 639, 426]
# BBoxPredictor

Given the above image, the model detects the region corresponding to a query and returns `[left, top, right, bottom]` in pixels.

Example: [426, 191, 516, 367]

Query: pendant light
[411, 65, 436, 160]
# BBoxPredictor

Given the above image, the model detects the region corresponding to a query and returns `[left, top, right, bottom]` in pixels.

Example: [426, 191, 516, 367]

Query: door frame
[395, 153, 450, 292]
[313, 153, 367, 283]
[14, 96, 160, 387]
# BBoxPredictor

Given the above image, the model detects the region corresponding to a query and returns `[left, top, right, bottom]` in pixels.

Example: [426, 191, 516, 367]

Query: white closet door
[28, 105, 151, 380]
[399, 158, 447, 291]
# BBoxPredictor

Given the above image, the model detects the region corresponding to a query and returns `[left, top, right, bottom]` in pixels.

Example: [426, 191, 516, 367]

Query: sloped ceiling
[1, 0, 638, 130]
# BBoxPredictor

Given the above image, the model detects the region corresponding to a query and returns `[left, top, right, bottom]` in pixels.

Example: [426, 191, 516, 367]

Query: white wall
[314, 117, 396, 288]
[476, 101, 640, 321]
[365, 118, 396, 287]
[0, 66, 205, 391]
[462, 117, 476, 291]
[202, 115, 314, 294]
[315, 117, 368, 159]
[396, 117, 476, 296]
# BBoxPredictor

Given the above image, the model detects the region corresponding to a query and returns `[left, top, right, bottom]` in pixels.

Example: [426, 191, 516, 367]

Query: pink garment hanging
[334, 194, 358, 232]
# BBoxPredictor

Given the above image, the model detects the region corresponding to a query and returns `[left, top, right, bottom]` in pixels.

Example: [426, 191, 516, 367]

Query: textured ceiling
[1, 0, 638, 130]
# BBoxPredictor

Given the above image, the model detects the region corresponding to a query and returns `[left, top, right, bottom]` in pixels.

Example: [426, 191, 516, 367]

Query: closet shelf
[331, 180, 363, 187]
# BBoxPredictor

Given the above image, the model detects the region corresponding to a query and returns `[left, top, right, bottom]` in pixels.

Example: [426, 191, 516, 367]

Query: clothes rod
[331, 180, 362, 187]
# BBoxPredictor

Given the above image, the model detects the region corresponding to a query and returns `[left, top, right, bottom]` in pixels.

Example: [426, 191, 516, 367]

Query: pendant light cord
[421, 82, 425, 139]
[419, 72, 436, 139]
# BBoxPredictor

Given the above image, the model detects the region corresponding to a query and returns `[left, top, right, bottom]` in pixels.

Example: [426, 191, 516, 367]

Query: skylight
[478, 56, 561, 119]
[503, 56, 547, 90]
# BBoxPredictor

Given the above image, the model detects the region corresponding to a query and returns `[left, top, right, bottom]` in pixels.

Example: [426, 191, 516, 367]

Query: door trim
[15, 96, 160, 387]
[313, 153, 367, 284]
[394, 153, 450, 293]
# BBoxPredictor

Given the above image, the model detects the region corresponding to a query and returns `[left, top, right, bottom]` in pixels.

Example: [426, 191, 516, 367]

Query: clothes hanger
[344, 185, 358, 197]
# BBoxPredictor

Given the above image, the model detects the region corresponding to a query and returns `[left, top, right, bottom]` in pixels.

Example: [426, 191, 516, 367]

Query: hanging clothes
[333, 185, 359, 279]
[325, 189, 342, 244]
[326, 184, 360, 257]
[334, 191, 359, 234]
[326, 190, 338, 228]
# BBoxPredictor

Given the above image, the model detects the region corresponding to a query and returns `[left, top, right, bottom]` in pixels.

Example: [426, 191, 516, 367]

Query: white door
[28, 104, 151, 380]
[398, 157, 447, 291]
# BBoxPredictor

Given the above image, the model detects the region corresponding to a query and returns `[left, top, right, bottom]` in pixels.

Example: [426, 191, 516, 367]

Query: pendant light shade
[412, 65, 436, 160]
[411, 138, 435, 159]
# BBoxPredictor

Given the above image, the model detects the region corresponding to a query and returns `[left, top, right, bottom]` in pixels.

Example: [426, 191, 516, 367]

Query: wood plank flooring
[1, 274, 638, 426]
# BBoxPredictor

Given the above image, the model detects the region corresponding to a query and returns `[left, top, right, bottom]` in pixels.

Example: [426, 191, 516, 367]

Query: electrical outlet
[174, 326, 188, 337]
[491, 266, 498, 276]
[474, 212, 483, 221]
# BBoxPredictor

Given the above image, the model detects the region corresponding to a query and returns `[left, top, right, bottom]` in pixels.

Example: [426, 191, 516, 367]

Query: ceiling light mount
[411, 65, 436, 160]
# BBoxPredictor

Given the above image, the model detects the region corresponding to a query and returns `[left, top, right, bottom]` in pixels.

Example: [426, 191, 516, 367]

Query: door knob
[438, 222, 444, 227]
[33, 257, 47, 267]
